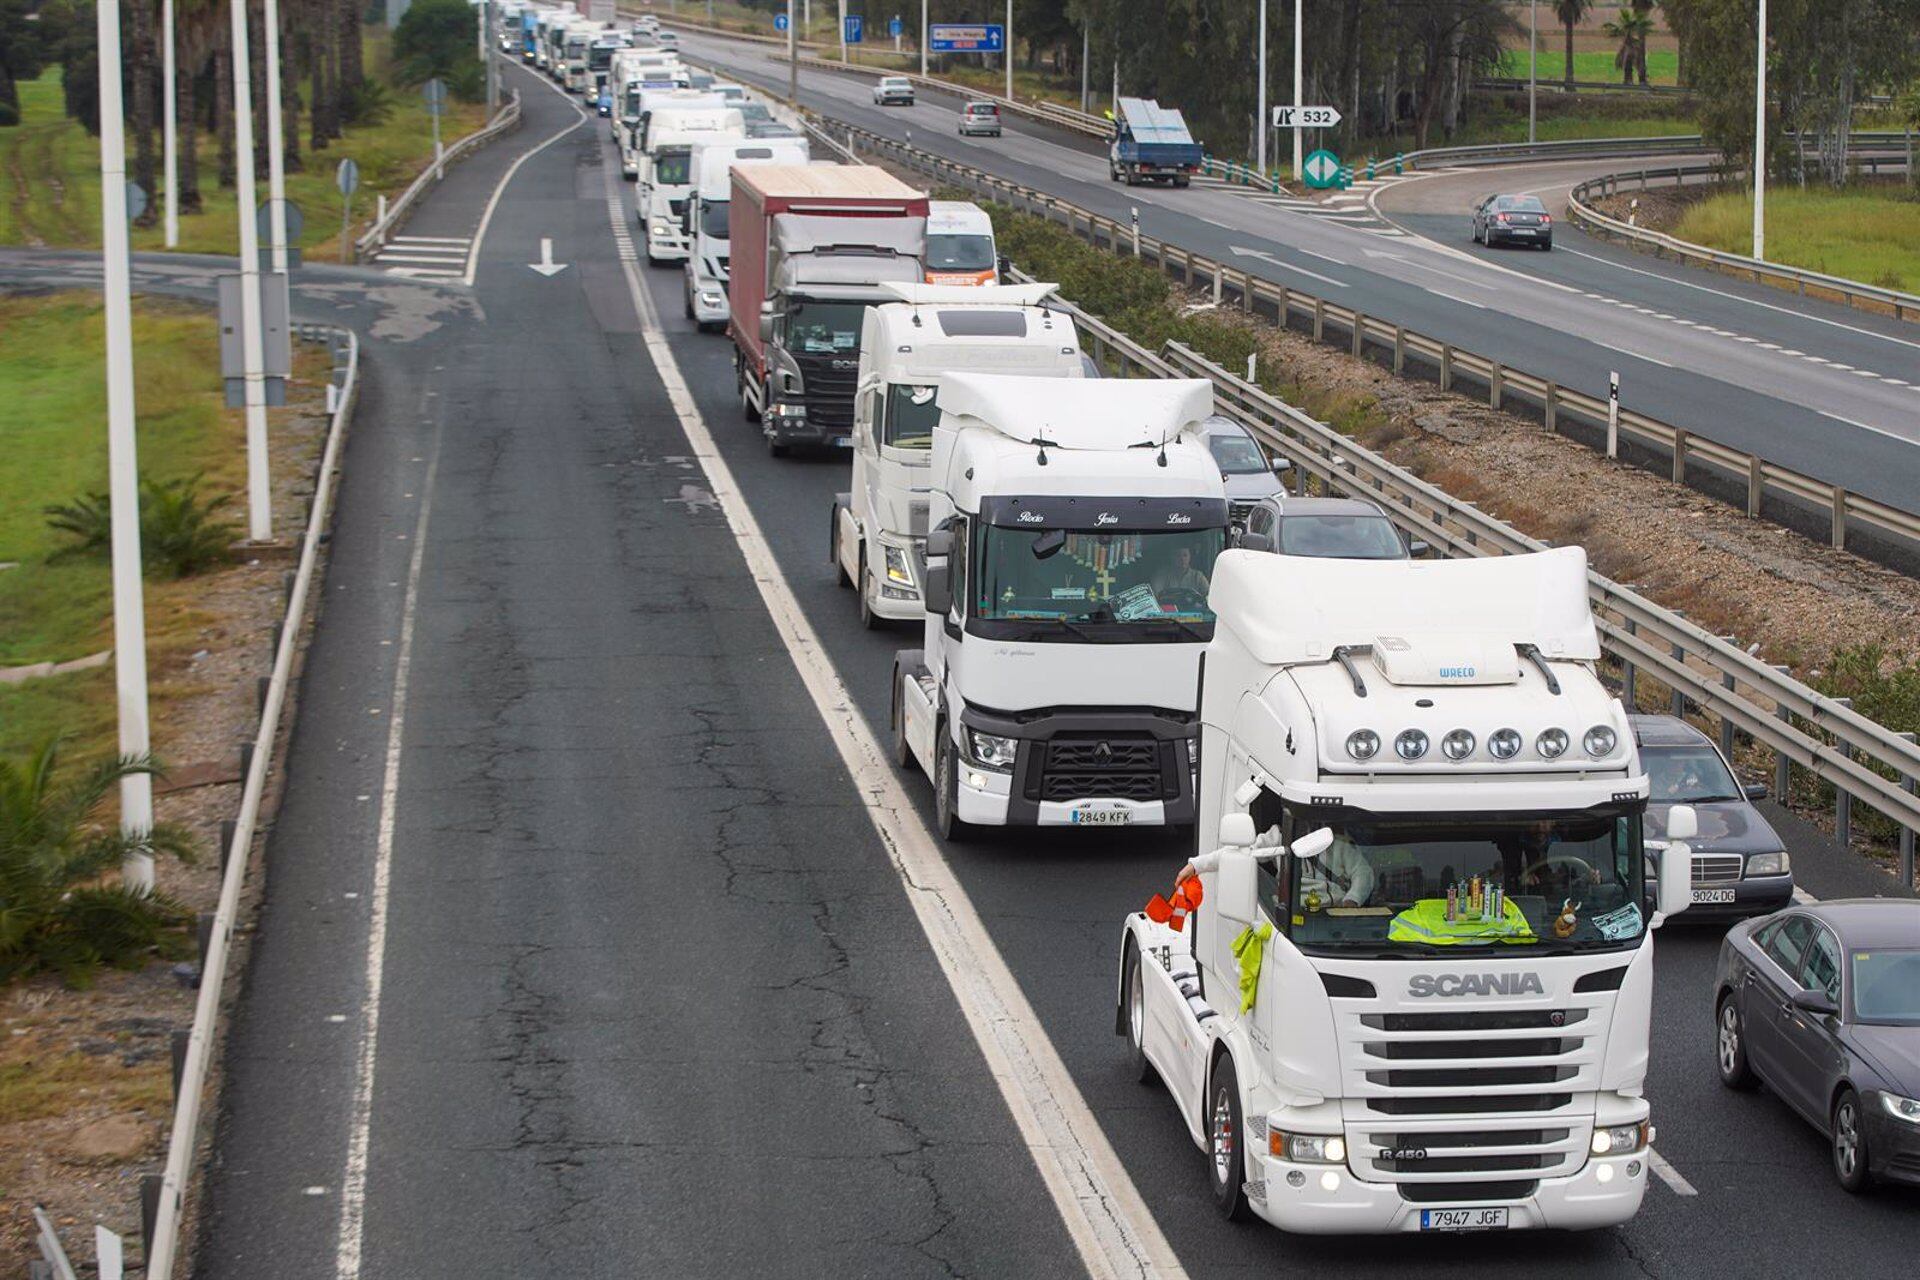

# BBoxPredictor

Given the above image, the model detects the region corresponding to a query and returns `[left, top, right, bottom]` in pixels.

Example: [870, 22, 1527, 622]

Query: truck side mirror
[996, 254, 1012, 279]
[1215, 847, 1258, 928]
[1239, 532, 1272, 553]
[758, 302, 776, 343]
[1407, 537, 1432, 558]
[1653, 840, 1694, 927]
[1290, 827, 1336, 860]
[923, 565, 952, 616]
[1666, 803, 1698, 842]
[1219, 813, 1255, 846]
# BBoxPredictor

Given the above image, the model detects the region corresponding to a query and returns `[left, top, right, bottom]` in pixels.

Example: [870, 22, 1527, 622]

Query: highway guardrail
[1003, 265, 1920, 886]
[815, 111, 1920, 562]
[143, 325, 361, 1277]
[1569, 163, 1920, 324]
[351, 89, 523, 263]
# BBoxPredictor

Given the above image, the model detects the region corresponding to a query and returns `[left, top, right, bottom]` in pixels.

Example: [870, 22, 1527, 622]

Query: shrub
[0, 740, 196, 988]
[45, 473, 239, 579]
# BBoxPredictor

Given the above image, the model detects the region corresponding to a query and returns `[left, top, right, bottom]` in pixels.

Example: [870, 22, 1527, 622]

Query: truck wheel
[1173, 176, 1190, 188]
[934, 728, 971, 843]
[1109, 162, 1120, 182]
[859, 564, 879, 630]
[1208, 1054, 1252, 1222]
[1716, 995, 1757, 1091]
[830, 517, 851, 587]
[890, 672, 913, 766]
[1123, 940, 1156, 1085]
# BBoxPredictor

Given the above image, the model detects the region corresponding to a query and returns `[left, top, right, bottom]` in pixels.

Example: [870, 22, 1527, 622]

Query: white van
[923, 201, 1000, 286]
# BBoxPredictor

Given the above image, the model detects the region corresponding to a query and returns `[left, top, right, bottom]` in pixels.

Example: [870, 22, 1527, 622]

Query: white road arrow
[528, 237, 568, 277]
[1228, 244, 1348, 290]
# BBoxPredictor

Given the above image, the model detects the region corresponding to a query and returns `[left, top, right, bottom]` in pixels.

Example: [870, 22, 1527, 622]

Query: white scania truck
[1117, 546, 1698, 1235]
[830, 283, 1085, 627]
[891, 374, 1228, 839]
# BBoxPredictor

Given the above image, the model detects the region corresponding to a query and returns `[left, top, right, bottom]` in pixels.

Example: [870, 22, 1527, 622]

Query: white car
[872, 76, 915, 106]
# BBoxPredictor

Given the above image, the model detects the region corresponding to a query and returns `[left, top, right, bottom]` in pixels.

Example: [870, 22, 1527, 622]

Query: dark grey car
[1472, 193, 1553, 249]
[1234, 494, 1424, 559]
[1715, 900, 1920, 1190]
[1635, 715, 1795, 918]
[1194, 416, 1289, 530]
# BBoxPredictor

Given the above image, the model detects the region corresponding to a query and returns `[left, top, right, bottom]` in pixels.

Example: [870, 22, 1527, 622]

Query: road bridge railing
[809, 110, 1920, 562]
[1569, 163, 1920, 324]
[351, 88, 523, 264]
[1011, 267, 1920, 884]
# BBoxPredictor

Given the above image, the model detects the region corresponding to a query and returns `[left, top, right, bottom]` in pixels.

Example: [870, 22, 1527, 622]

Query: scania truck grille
[1030, 736, 1171, 803]
[1336, 1002, 1606, 1186]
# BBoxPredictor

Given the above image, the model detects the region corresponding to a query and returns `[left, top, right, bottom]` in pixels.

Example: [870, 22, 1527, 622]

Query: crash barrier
[1569, 163, 1920, 324]
[1399, 130, 1907, 171]
[1472, 76, 1892, 105]
[140, 325, 361, 1279]
[1006, 265, 1920, 888]
[351, 89, 522, 263]
[819, 112, 1920, 563]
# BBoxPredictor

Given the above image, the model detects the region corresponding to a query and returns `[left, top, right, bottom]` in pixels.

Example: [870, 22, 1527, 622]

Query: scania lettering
[891, 374, 1228, 838]
[1117, 547, 1700, 1234]
[830, 283, 1085, 627]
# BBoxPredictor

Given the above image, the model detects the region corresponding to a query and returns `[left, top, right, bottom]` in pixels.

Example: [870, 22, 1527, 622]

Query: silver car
[873, 76, 915, 106]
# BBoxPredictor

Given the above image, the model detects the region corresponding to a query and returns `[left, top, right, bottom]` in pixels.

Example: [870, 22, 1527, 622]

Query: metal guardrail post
[1901, 733, 1917, 888]
[1670, 642, 1686, 716]
[1672, 429, 1687, 483]
[1773, 667, 1794, 797]
[1489, 362, 1504, 410]
[1440, 344, 1454, 391]
[1747, 457, 1764, 518]
[1272, 282, 1286, 321]
[1831, 488, 1848, 550]
[1837, 698, 1855, 848]
[1351, 314, 1364, 358]
[1312, 297, 1325, 341]
[1721, 668, 1738, 755]
[1393, 326, 1406, 375]
[1621, 619, 1638, 709]
[1545, 382, 1558, 432]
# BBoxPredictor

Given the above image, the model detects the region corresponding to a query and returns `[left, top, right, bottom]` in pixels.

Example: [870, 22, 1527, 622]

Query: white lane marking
[464, 61, 589, 285]
[333, 424, 445, 1280]
[1267, 257, 1350, 290]
[1594, 340, 1674, 368]
[1429, 290, 1488, 311]
[388, 235, 473, 245]
[1648, 1150, 1700, 1197]
[372, 252, 471, 265]
[1551, 244, 1920, 355]
[601, 162, 1186, 1280]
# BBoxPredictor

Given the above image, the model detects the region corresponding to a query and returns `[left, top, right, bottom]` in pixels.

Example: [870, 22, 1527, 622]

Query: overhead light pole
[94, 0, 157, 892]
[1528, 0, 1537, 145]
[1004, 0, 1012, 101]
[788, 0, 798, 104]
[1752, 0, 1767, 259]
[1291, 0, 1303, 181]
[1079, 23, 1088, 113]
[229, 0, 273, 541]
[162, 0, 178, 246]
[921, 0, 928, 77]
[1256, 0, 1268, 173]
[263, 0, 289, 275]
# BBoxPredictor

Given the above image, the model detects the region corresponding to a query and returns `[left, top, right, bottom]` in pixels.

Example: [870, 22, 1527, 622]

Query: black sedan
[1715, 900, 1920, 1190]
[1636, 714, 1796, 918]
[1471, 193, 1553, 249]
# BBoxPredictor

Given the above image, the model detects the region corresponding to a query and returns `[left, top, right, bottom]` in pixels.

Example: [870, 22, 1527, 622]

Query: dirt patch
[1589, 181, 1718, 233]
[0, 331, 334, 1274]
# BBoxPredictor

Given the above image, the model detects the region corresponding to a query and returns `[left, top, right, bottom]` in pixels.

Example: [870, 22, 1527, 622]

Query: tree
[1555, 0, 1591, 91]
[0, 741, 195, 988]
[1602, 5, 1653, 84]
[0, 0, 55, 127]
[392, 0, 485, 99]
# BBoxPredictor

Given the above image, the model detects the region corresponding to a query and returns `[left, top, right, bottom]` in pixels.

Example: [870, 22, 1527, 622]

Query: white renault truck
[1116, 545, 1698, 1235]
[682, 136, 811, 331]
[891, 374, 1228, 839]
[831, 284, 1084, 627]
[639, 105, 744, 264]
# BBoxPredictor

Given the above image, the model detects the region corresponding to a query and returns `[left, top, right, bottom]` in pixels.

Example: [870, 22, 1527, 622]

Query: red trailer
[728, 164, 928, 451]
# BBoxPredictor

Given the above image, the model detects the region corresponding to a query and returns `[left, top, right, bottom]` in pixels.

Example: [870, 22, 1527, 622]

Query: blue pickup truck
[1108, 97, 1204, 187]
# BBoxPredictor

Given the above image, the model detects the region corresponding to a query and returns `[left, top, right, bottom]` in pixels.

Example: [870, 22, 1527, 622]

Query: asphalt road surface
[676, 29, 1920, 524]
[8, 49, 1915, 1280]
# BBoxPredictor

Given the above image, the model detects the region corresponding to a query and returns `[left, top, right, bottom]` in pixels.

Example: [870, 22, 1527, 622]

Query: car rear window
[1493, 195, 1547, 212]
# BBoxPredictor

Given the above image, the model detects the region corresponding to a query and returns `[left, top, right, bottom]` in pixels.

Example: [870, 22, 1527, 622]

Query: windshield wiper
[1681, 793, 1741, 803]
[1136, 617, 1210, 641]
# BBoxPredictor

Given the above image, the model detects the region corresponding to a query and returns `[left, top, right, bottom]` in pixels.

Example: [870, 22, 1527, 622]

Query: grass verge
[1673, 183, 1920, 292]
[0, 56, 487, 257]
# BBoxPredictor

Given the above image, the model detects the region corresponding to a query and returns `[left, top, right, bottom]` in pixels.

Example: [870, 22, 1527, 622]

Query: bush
[0, 740, 195, 988]
[1799, 646, 1920, 849]
[45, 473, 239, 579]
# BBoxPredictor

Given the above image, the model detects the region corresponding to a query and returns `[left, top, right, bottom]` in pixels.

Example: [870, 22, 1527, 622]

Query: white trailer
[891, 374, 1227, 839]
[1117, 546, 1699, 1235]
[831, 284, 1084, 627]
[682, 136, 811, 331]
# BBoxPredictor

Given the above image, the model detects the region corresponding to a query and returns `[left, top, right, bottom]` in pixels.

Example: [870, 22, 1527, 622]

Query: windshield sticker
[1050, 587, 1087, 600]
[1593, 902, 1643, 941]
[1109, 584, 1163, 621]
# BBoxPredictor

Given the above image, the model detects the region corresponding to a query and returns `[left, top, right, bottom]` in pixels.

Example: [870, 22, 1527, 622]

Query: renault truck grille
[1028, 736, 1172, 803]
[1338, 996, 1609, 1186]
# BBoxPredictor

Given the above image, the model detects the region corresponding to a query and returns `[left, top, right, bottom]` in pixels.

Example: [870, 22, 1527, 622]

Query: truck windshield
[885, 384, 939, 449]
[786, 300, 865, 354]
[589, 45, 615, 70]
[1280, 811, 1647, 955]
[972, 526, 1225, 637]
[926, 234, 995, 272]
[652, 150, 691, 185]
[699, 199, 729, 240]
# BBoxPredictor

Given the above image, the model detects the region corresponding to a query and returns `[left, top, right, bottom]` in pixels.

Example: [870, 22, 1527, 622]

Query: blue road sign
[844, 13, 863, 43]
[774, 11, 788, 30]
[889, 16, 901, 37]
[928, 22, 1003, 53]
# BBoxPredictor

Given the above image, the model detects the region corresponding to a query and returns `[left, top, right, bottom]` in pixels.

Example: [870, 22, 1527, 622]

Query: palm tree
[0, 741, 196, 987]
[1555, 0, 1590, 91]
[1602, 6, 1652, 86]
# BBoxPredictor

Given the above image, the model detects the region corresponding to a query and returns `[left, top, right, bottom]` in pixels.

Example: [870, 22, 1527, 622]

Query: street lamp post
[1753, 0, 1767, 259]
[1257, 0, 1268, 173]
[1079, 24, 1088, 113]
[1528, 0, 1537, 145]
[921, 0, 928, 77]
[162, 0, 178, 246]
[94, 0, 157, 893]
[788, 0, 799, 104]
[1291, 0, 1303, 181]
[263, 0, 289, 275]
[1005, 0, 1013, 102]
[229, 0, 273, 542]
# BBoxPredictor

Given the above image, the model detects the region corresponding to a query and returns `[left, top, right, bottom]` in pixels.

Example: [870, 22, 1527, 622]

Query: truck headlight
[1536, 727, 1570, 759]
[966, 730, 1018, 771]
[767, 402, 807, 422]
[1584, 724, 1619, 758]
[1881, 1093, 1920, 1125]
[1488, 727, 1523, 759]
[699, 290, 724, 307]
[1269, 1131, 1346, 1164]
[651, 219, 674, 236]
[1393, 729, 1428, 761]
[1345, 729, 1379, 761]
[1746, 851, 1791, 877]
[1590, 1122, 1649, 1155]
[1441, 729, 1475, 761]
[883, 545, 915, 587]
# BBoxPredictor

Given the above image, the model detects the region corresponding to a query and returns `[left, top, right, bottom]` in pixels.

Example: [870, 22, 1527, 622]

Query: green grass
[1, 62, 487, 256]
[1493, 48, 1680, 86]
[0, 293, 258, 763]
[1674, 184, 1920, 293]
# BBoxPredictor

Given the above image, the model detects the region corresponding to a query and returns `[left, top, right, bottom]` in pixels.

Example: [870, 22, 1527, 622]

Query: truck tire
[1109, 162, 1120, 182]
[859, 562, 879, 630]
[890, 670, 913, 766]
[830, 514, 851, 587]
[1122, 940, 1156, 1085]
[934, 727, 971, 843]
[683, 289, 695, 321]
[1208, 1053, 1253, 1222]
[1173, 176, 1191, 188]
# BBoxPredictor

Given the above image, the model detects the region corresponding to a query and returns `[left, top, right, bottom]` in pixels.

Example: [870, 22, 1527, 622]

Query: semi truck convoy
[1117, 545, 1698, 1235]
[683, 136, 812, 332]
[830, 283, 1085, 627]
[891, 374, 1228, 838]
[728, 164, 928, 455]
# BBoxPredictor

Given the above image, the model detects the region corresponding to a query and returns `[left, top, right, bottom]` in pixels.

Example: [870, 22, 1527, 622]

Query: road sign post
[927, 22, 1003, 54]
[336, 158, 359, 264]
[844, 13, 863, 46]
[1271, 105, 1341, 130]
[1607, 371, 1621, 458]
[890, 15, 901, 51]
[424, 79, 448, 178]
[1300, 148, 1342, 190]
[774, 10, 788, 29]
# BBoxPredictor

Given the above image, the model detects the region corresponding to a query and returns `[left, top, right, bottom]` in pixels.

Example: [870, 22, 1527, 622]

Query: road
[676, 30, 1920, 530]
[8, 51, 1916, 1280]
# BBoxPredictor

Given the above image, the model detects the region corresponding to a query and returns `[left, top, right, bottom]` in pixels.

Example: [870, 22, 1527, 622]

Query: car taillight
[1540, 214, 1551, 225]
[1496, 213, 1510, 225]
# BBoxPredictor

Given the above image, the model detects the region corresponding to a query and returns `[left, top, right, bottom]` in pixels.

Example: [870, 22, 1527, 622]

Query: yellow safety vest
[1388, 898, 1538, 946]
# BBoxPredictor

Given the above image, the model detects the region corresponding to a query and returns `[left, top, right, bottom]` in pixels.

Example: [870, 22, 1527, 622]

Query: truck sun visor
[978, 495, 1229, 530]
